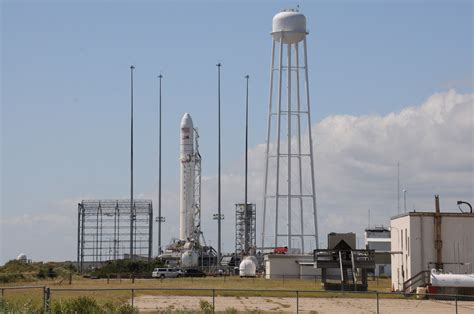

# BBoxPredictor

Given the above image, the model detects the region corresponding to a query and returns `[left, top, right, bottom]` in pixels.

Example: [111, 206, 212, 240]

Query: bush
[199, 299, 214, 314]
[47, 267, 58, 278]
[37, 269, 46, 279]
[49, 296, 138, 314]
[0, 273, 25, 283]
[0, 298, 42, 313]
[90, 258, 164, 278]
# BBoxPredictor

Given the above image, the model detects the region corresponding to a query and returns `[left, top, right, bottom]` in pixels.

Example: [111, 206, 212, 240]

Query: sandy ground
[133, 295, 474, 313]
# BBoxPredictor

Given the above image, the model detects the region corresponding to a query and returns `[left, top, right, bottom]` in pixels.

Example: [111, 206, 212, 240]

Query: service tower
[261, 9, 319, 252]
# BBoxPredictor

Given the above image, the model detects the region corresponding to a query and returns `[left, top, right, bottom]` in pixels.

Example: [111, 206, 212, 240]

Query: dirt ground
[133, 295, 474, 313]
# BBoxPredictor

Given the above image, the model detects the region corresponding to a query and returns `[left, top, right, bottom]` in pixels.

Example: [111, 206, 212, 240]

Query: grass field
[1, 275, 394, 309]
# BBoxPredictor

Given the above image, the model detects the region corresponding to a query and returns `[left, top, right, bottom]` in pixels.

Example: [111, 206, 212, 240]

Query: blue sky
[1, 0, 473, 263]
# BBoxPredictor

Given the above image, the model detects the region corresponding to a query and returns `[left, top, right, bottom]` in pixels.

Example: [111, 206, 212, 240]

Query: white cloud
[201, 90, 473, 251]
[1, 90, 472, 262]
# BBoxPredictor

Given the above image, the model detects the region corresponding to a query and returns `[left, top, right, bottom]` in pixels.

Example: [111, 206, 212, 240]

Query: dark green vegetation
[0, 296, 138, 314]
[0, 259, 165, 283]
[0, 260, 76, 283]
[90, 259, 164, 278]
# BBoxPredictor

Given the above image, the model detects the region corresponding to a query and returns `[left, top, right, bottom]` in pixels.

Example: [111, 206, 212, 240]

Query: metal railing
[403, 270, 431, 293]
[1, 284, 473, 313]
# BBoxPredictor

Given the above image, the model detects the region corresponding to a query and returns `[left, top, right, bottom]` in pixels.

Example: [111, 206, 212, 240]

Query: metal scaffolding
[77, 199, 153, 273]
[192, 128, 202, 243]
[235, 203, 256, 257]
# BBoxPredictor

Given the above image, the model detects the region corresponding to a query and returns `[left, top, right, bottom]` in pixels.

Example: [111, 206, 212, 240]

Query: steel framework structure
[192, 127, 202, 243]
[77, 199, 153, 272]
[261, 15, 319, 253]
[235, 203, 256, 256]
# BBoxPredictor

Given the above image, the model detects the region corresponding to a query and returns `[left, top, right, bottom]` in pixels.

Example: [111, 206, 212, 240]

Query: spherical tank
[239, 256, 257, 277]
[181, 250, 199, 268]
[272, 9, 307, 44]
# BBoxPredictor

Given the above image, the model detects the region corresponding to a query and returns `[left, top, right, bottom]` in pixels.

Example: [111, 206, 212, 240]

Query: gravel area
[133, 295, 474, 313]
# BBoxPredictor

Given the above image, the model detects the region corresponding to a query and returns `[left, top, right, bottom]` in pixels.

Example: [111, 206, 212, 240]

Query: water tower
[261, 9, 319, 252]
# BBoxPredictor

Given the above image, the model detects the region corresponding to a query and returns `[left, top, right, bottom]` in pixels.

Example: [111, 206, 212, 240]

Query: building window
[408, 236, 410, 256]
[401, 230, 403, 251]
[405, 229, 408, 252]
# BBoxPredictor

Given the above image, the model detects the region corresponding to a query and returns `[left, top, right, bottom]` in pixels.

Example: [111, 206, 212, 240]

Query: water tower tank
[272, 9, 307, 44]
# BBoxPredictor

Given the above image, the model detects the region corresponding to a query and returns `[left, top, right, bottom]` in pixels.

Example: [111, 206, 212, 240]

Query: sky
[1, 0, 473, 264]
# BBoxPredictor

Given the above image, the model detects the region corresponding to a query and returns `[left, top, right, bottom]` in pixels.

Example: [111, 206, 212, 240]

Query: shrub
[199, 299, 214, 314]
[47, 267, 58, 278]
[62, 296, 102, 313]
[116, 303, 139, 314]
[37, 269, 46, 279]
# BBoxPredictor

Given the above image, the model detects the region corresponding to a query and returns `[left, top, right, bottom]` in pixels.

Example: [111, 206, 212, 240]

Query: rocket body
[179, 113, 195, 241]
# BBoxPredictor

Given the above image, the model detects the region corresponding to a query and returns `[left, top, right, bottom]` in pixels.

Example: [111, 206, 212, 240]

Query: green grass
[0, 276, 393, 307]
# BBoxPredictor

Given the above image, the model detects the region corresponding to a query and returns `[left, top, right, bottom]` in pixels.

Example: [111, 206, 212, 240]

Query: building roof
[391, 211, 474, 220]
[365, 226, 389, 232]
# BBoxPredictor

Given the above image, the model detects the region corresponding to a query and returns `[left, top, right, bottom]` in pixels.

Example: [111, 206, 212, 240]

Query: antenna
[397, 162, 400, 214]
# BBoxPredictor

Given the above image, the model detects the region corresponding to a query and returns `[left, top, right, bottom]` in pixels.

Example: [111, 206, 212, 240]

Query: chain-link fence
[2, 285, 474, 313]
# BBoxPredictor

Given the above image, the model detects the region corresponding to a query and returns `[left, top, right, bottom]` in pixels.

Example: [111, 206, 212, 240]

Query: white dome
[181, 250, 199, 268]
[16, 253, 27, 261]
[239, 256, 257, 277]
[272, 9, 307, 44]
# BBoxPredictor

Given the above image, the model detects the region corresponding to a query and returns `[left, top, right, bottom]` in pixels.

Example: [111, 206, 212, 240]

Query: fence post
[44, 287, 51, 312]
[212, 289, 215, 313]
[43, 286, 46, 311]
[296, 290, 299, 313]
[455, 295, 458, 314]
[376, 292, 379, 314]
[131, 289, 135, 307]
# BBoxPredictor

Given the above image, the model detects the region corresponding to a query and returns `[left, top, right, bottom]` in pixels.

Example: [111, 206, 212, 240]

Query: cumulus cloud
[201, 90, 473, 251]
[1, 90, 472, 261]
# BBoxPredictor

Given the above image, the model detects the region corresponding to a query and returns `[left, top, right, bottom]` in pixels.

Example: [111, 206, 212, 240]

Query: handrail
[403, 270, 430, 293]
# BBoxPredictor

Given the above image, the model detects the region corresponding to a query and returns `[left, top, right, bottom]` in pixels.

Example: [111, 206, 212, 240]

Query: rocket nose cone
[181, 112, 193, 128]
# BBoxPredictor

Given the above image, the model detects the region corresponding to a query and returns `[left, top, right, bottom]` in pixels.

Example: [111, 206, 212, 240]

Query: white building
[391, 210, 474, 291]
[264, 254, 319, 279]
[365, 227, 391, 277]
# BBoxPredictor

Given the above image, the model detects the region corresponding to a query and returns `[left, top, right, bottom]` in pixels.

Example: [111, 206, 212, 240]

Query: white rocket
[179, 113, 195, 241]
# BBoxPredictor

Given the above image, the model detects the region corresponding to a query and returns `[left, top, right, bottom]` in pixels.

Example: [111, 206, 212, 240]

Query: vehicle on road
[182, 269, 206, 277]
[152, 268, 182, 278]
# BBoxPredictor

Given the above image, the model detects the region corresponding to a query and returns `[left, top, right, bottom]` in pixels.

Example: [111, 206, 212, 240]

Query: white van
[152, 268, 182, 278]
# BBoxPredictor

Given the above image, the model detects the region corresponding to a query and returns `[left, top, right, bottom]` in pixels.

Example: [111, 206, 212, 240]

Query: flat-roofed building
[391, 207, 474, 292]
[365, 226, 391, 277]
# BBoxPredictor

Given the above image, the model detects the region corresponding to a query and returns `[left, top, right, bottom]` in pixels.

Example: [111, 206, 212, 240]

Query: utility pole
[244, 75, 249, 214]
[216, 63, 222, 265]
[158, 74, 163, 256]
[130, 65, 135, 259]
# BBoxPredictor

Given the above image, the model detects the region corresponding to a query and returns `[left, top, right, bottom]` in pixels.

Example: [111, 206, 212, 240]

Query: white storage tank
[181, 250, 199, 268]
[430, 269, 474, 288]
[239, 256, 257, 277]
[272, 9, 307, 44]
